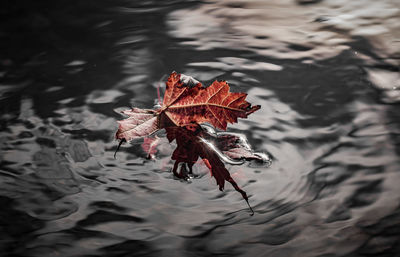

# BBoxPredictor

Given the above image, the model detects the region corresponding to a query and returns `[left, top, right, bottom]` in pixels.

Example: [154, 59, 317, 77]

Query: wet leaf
[115, 72, 261, 214]
[141, 136, 160, 159]
[166, 124, 254, 214]
[160, 72, 260, 130]
[115, 108, 158, 142]
[115, 72, 260, 142]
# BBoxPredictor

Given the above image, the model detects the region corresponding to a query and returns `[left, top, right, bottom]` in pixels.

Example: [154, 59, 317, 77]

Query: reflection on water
[0, 0, 399, 256]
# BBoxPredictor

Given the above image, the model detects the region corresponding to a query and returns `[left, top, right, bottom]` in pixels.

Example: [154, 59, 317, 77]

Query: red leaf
[115, 72, 260, 142]
[116, 108, 158, 142]
[114, 72, 260, 214]
[141, 136, 160, 159]
[162, 72, 189, 107]
[166, 125, 254, 214]
[159, 72, 260, 130]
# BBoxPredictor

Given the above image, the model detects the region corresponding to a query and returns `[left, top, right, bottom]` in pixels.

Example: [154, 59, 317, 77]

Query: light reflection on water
[0, 0, 399, 256]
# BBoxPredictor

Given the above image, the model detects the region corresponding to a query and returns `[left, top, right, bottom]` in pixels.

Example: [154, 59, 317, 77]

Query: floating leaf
[116, 108, 158, 142]
[115, 72, 262, 215]
[160, 72, 260, 130]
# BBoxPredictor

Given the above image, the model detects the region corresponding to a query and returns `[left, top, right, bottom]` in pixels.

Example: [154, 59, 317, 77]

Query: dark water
[1, 1, 399, 256]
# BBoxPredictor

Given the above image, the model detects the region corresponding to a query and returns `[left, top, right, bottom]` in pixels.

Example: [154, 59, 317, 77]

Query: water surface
[1, 1, 399, 256]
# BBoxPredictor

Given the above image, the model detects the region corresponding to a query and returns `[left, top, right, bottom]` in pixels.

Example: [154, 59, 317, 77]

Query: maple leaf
[114, 72, 261, 215]
[115, 108, 158, 141]
[141, 136, 161, 159]
[159, 72, 260, 130]
[166, 124, 254, 215]
[115, 72, 260, 142]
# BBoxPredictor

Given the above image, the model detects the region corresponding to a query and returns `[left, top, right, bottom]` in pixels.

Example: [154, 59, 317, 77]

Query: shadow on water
[1, 0, 399, 256]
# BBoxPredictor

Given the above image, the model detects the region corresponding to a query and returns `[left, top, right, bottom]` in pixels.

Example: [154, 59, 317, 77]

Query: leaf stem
[114, 139, 126, 159]
[245, 199, 254, 216]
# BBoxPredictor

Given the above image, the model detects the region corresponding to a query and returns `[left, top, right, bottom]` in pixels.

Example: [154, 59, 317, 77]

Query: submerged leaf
[141, 136, 161, 159]
[166, 124, 254, 214]
[216, 133, 264, 162]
